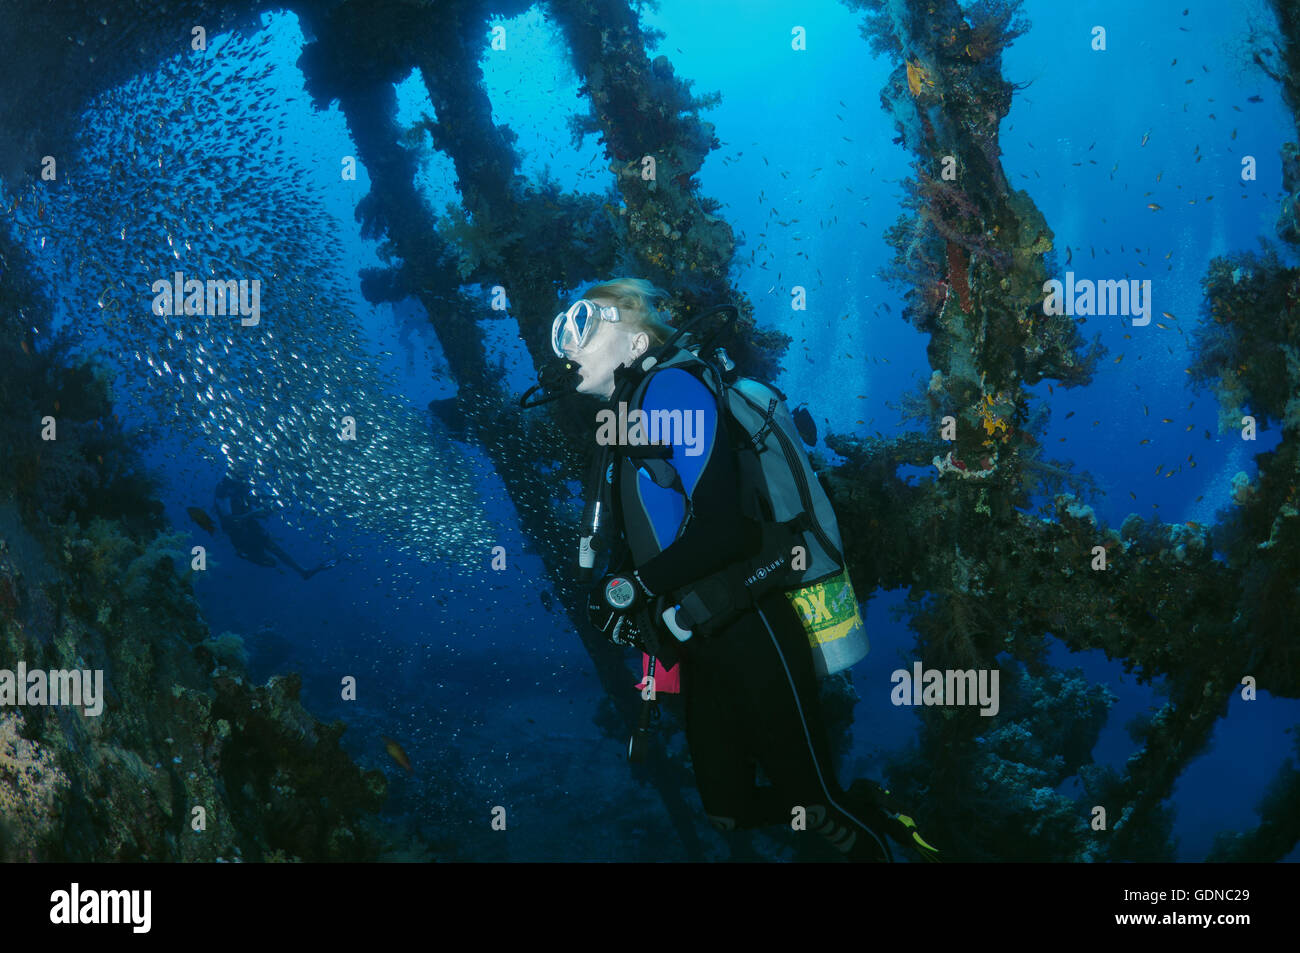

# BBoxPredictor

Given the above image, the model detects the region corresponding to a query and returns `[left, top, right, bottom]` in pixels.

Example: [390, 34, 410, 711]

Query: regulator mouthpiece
[520, 358, 582, 408]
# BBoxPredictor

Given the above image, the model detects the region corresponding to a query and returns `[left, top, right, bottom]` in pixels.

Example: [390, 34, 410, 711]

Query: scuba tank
[715, 364, 869, 677]
[521, 300, 869, 697]
[616, 340, 868, 676]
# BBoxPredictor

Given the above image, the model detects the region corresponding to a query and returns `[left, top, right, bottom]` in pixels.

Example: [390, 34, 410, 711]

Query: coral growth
[0, 224, 389, 862]
[829, 0, 1300, 863]
[0, 711, 70, 860]
[886, 664, 1129, 862]
[433, 203, 520, 281]
[1192, 248, 1299, 432]
[946, 241, 972, 312]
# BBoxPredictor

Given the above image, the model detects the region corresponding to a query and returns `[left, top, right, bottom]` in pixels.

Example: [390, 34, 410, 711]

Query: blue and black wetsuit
[607, 357, 891, 861]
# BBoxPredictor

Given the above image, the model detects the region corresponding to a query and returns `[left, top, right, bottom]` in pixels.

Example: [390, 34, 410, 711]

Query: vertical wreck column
[294, 0, 707, 859]
[845, 0, 1104, 676]
[548, 0, 790, 380]
[834, 0, 1300, 862]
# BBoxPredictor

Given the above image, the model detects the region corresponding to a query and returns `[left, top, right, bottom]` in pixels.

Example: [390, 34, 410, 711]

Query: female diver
[552, 277, 938, 862]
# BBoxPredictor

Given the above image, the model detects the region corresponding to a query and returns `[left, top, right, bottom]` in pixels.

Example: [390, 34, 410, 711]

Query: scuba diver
[212, 473, 337, 580]
[544, 277, 940, 863]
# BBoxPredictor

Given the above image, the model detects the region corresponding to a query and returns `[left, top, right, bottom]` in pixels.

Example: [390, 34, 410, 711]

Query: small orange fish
[1147, 203, 1163, 211]
[382, 736, 413, 773]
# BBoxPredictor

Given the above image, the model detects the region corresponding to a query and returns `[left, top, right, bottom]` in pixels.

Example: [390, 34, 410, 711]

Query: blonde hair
[583, 277, 674, 347]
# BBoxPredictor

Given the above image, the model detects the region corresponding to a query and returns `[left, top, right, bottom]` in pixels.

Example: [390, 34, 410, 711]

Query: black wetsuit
[214, 477, 276, 566]
[213, 477, 330, 579]
[605, 358, 889, 861]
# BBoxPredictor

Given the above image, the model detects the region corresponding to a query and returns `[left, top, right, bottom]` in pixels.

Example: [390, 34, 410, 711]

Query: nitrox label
[787, 572, 863, 647]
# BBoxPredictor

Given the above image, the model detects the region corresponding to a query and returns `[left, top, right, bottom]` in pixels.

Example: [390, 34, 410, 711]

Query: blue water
[18, 0, 1296, 860]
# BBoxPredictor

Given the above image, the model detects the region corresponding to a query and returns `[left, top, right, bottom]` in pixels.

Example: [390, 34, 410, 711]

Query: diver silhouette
[213, 475, 336, 580]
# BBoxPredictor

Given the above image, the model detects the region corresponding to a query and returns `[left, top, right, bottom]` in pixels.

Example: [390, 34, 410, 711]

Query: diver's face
[565, 319, 638, 399]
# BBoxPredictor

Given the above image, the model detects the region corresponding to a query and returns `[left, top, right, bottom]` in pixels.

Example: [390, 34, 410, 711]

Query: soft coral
[947, 241, 973, 311]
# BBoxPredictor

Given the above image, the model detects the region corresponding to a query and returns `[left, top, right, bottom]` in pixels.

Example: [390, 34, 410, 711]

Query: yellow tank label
[787, 571, 865, 647]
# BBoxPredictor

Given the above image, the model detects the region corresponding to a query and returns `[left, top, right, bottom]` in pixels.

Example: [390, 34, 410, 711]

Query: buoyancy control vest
[610, 343, 869, 677]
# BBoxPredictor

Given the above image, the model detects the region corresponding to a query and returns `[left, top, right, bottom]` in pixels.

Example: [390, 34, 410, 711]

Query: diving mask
[551, 299, 621, 358]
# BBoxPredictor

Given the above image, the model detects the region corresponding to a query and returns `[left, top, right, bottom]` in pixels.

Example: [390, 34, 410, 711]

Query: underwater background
[1, 0, 1298, 862]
